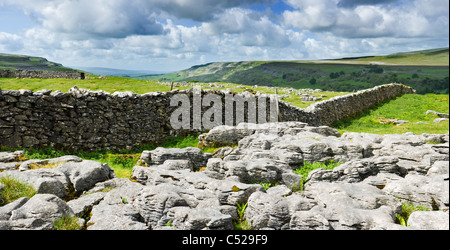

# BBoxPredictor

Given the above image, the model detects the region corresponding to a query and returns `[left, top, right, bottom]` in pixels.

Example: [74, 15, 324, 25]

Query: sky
[0, 0, 448, 73]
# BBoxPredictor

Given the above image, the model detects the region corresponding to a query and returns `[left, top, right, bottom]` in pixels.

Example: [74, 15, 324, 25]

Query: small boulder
[408, 211, 449, 230]
[139, 147, 211, 170]
[7, 194, 74, 230]
[57, 160, 116, 193]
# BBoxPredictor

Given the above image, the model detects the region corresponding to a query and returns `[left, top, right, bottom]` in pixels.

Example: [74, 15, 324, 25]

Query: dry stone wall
[0, 69, 85, 80]
[0, 83, 415, 151]
[279, 83, 416, 126]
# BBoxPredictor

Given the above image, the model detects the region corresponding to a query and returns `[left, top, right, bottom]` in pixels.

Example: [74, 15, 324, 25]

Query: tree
[329, 72, 339, 79]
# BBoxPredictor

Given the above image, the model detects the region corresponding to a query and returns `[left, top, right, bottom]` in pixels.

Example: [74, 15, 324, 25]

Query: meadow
[333, 94, 449, 135]
[0, 75, 348, 108]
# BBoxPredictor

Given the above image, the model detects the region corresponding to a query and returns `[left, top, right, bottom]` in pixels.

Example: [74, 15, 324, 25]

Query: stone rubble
[0, 122, 448, 230]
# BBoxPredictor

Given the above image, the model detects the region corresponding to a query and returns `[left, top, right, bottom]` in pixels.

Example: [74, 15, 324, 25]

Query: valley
[143, 48, 449, 94]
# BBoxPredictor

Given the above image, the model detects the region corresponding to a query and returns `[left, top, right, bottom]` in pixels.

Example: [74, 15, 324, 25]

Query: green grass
[8, 135, 206, 179]
[0, 176, 37, 206]
[333, 94, 449, 135]
[294, 160, 343, 186]
[395, 203, 430, 227]
[283, 91, 350, 109]
[22, 149, 136, 179]
[349, 48, 449, 66]
[0, 53, 78, 72]
[53, 215, 82, 230]
[22, 74, 415, 114]
[234, 202, 252, 230]
[158, 135, 199, 149]
[0, 76, 171, 94]
[144, 58, 449, 94]
[0, 75, 349, 110]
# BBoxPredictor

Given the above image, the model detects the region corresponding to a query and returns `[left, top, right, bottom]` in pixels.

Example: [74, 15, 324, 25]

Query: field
[343, 48, 450, 66]
[0, 76, 349, 108]
[0, 76, 171, 93]
[334, 94, 449, 135]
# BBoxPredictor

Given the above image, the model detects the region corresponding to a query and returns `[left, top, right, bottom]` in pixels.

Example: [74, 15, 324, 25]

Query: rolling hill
[143, 48, 449, 94]
[335, 47, 449, 65]
[0, 53, 78, 72]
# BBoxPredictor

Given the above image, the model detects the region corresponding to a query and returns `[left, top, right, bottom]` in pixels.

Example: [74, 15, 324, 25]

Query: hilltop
[143, 48, 449, 94]
[336, 47, 449, 66]
[0, 53, 78, 72]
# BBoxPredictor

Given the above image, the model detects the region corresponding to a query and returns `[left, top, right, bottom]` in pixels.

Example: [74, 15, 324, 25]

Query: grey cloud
[202, 8, 290, 48]
[38, 1, 166, 39]
[337, 0, 401, 8]
[5, 0, 277, 38]
[151, 0, 277, 22]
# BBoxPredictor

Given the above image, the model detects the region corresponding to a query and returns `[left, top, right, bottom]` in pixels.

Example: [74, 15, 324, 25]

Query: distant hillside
[335, 47, 449, 66]
[142, 48, 449, 94]
[73, 66, 165, 77]
[0, 53, 78, 72]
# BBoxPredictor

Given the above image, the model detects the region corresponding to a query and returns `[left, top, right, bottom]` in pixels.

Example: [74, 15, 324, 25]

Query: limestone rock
[2, 194, 74, 230]
[167, 207, 233, 230]
[408, 211, 449, 230]
[0, 159, 116, 199]
[0, 151, 24, 163]
[139, 147, 211, 170]
[302, 182, 402, 230]
[1, 120, 448, 230]
[1, 169, 69, 198]
[289, 211, 331, 230]
[383, 174, 449, 210]
[86, 179, 147, 230]
[57, 160, 116, 193]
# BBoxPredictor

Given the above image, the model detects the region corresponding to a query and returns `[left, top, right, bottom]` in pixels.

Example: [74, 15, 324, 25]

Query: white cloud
[282, 0, 449, 39]
[202, 8, 291, 48]
[0, 0, 448, 72]
[0, 32, 23, 51]
[4, 0, 275, 38]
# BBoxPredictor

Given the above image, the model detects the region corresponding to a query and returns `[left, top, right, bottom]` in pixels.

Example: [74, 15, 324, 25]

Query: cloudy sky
[0, 0, 448, 72]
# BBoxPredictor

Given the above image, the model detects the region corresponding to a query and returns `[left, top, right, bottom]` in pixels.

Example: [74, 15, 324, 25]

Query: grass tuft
[234, 202, 252, 230]
[395, 203, 430, 227]
[0, 176, 37, 206]
[294, 160, 342, 186]
[53, 215, 82, 230]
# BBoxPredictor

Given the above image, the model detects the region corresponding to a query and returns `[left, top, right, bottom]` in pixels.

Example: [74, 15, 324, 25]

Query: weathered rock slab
[1, 121, 448, 230]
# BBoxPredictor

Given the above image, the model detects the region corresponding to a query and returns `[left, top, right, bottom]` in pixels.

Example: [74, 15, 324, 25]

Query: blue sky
[0, 6, 35, 34]
[0, 0, 448, 72]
